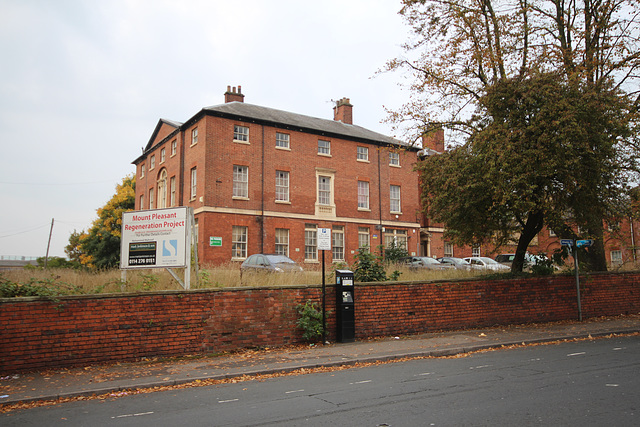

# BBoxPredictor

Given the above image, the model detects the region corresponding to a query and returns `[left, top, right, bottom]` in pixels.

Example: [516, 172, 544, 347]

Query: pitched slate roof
[203, 102, 407, 147]
[135, 100, 413, 164]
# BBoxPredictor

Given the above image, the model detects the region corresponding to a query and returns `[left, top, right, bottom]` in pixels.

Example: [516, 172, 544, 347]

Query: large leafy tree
[387, 0, 640, 272]
[66, 176, 135, 270]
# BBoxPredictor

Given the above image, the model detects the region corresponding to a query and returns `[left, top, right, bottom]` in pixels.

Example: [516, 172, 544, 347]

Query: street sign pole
[321, 250, 326, 344]
[317, 228, 332, 344]
[561, 239, 583, 321]
[573, 240, 582, 321]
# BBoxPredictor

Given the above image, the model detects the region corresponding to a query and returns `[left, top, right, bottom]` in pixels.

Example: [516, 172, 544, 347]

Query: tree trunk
[511, 210, 545, 273]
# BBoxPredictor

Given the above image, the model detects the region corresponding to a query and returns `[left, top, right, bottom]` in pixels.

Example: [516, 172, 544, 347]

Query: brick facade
[1, 272, 639, 373]
[133, 87, 421, 267]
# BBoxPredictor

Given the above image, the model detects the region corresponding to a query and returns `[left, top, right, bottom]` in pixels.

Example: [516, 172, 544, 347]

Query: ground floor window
[332, 226, 344, 261]
[384, 229, 407, 251]
[232, 226, 247, 259]
[275, 228, 289, 256]
[444, 242, 453, 257]
[305, 224, 317, 261]
[358, 227, 370, 252]
[472, 245, 481, 257]
[611, 250, 623, 266]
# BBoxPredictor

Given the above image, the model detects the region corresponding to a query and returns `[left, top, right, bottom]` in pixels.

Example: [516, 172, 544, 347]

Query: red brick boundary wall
[1, 272, 639, 373]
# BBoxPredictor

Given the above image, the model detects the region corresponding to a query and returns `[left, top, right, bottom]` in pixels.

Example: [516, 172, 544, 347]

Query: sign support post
[561, 238, 593, 321]
[573, 242, 582, 321]
[318, 228, 332, 344]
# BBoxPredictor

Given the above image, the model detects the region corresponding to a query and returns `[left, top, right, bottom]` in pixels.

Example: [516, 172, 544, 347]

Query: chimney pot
[224, 84, 245, 103]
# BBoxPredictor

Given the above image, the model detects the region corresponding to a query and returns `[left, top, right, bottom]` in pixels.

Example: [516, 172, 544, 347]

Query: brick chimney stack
[224, 85, 245, 103]
[422, 128, 445, 153]
[333, 97, 353, 124]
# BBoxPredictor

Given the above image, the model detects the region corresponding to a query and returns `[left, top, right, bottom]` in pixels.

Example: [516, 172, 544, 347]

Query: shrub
[352, 247, 387, 282]
[384, 240, 409, 263]
[296, 300, 325, 342]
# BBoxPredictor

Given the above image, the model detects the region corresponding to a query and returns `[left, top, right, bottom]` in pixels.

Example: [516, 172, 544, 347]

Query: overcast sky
[0, 0, 411, 259]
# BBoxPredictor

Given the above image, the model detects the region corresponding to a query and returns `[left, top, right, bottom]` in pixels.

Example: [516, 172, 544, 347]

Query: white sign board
[318, 228, 332, 250]
[120, 207, 191, 269]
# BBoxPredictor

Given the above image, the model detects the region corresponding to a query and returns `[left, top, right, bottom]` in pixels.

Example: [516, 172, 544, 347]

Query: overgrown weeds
[0, 262, 489, 298]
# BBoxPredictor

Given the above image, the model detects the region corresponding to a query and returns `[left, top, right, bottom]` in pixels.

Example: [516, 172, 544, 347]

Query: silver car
[463, 257, 510, 271]
[240, 254, 303, 273]
[437, 256, 472, 270]
[399, 256, 454, 270]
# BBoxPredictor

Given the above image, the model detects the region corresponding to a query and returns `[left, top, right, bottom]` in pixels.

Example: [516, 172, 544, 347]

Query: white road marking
[285, 389, 305, 394]
[567, 352, 586, 357]
[350, 380, 372, 385]
[470, 365, 491, 370]
[218, 399, 239, 403]
[606, 384, 619, 387]
[112, 411, 154, 419]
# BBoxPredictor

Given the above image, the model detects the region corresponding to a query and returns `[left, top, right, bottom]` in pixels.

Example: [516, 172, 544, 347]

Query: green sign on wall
[210, 237, 222, 247]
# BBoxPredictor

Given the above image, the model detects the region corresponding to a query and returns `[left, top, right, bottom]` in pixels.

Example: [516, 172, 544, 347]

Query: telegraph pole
[44, 218, 54, 269]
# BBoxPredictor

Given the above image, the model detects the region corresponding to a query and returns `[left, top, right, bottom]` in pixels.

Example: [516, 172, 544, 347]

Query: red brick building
[133, 86, 423, 267]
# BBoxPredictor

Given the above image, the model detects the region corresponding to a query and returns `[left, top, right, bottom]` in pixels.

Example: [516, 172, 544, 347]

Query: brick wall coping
[3, 270, 636, 304]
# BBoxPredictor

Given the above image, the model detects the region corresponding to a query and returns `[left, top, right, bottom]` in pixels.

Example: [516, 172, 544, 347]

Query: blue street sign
[576, 239, 594, 248]
[560, 239, 573, 246]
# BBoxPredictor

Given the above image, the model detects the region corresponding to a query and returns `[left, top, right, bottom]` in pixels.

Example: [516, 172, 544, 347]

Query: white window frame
[384, 229, 407, 251]
[472, 245, 481, 257]
[234, 125, 249, 142]
[276, 170, 290, 202]
[170, 176, 176, 207]
[276, 132, 290, 149]
[390, 185, 401, 213]
[191, 127, 198, 145]
[444, 242, 453, 257]
[389, 151, 400, 166]
[275, 228, 289, 256]
[140, 163, 145, 178]
[357, 146, 369, 162]
[160, 147, 166, 164]
[149, 188, 155, 209]
[305, 224, 317, 261]
[150, 155, 156, 170]
[318, 139, 331, 156]
[232, 226, 248, 259]
[157, 169, 167, 208]
[171, 139, 177, 156]
[233, 165, 249, 199]
[611, 250, 623, 265]
[358, 227, 370, 251]
[358, 181, 370, 210]
[315, 168, 336, 216]
[139, 194, 145, 210]
[332, 226, 345, 261]
[318, 175, 331, 205]
[190, 167, 197, 200]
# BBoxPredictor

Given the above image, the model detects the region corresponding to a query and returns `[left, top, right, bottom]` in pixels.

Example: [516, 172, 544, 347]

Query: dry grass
[1, 263, 491, 296]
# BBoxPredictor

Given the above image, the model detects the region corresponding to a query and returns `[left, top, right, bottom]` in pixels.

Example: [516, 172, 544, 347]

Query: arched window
[157, 169, 167, 208]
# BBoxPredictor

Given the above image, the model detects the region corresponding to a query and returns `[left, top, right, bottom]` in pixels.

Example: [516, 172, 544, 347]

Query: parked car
[495, 253, 550, 269]
[437, 256, 472, 270]
[240, 254, 303, 273]
[399, 256, 454, 270]
[463, 256, 510, 271]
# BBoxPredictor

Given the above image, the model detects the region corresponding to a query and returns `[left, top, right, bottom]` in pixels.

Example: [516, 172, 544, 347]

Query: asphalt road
[3, 335, 639, 426]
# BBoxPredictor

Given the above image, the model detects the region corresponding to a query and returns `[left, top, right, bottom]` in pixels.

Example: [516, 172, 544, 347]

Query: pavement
[2, 314, 639, 408]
